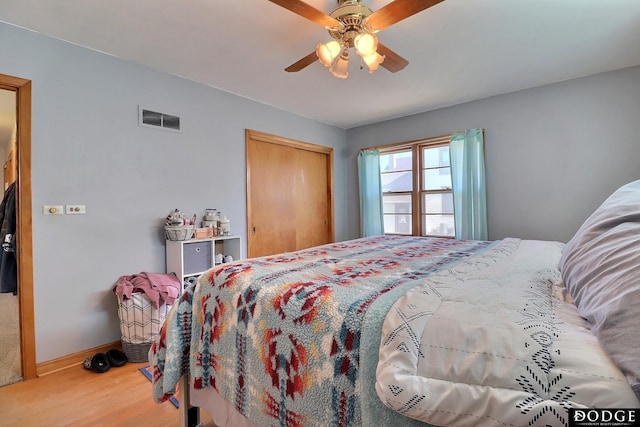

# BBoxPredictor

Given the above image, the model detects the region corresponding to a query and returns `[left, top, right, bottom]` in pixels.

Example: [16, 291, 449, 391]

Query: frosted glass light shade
[354, 33, 378, 57]
[362, 51, 385, 73]
[330, 49, 349, 79]
[316, 41, 341, 67]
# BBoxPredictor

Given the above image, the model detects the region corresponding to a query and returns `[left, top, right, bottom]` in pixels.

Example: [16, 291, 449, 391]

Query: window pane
[422, 192, 453, 214]
[380, 151, 412, 173]
[384, 214, 412, 234]
[381, 171, 412, 192]
[422, 214, 455, 237]
[382, 194, 411, 214]
[383, 194, 412, 235]
[422, 146, 450, 168]
[423, 168, 452, 190]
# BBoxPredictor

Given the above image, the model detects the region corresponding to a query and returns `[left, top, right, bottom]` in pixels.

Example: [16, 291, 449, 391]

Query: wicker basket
[165, 225, 195, 241]
[116, 292, 171, 362]
[122, 341, 153, 363]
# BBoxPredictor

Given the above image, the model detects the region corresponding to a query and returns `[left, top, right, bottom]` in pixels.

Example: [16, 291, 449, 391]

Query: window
[380, 150, 413, 235]
[379, 136, 455, 238]
[420, 145, 454, 237]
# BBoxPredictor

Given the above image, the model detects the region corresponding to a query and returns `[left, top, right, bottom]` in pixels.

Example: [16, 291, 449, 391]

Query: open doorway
[0, 73, 35, 382]
[0, 88, 20, 385]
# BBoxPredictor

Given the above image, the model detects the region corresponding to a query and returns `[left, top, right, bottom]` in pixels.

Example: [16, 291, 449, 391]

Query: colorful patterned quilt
[149, 235, 493, 426]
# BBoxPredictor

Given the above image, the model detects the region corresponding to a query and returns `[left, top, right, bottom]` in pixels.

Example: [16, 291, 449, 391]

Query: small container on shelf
[165, 225, 195, 241]
[194, 227, 214, 239]
[219, 215, 231, 236]
[202, 209, 219, 234]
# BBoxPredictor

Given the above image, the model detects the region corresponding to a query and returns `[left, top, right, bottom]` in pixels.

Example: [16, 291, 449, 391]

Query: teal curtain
[449, 129, 488, 240]
[357, 149, 384, 237]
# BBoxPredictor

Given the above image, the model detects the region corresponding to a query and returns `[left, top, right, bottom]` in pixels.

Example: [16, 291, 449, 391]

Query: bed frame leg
[179, 375, 201, 427]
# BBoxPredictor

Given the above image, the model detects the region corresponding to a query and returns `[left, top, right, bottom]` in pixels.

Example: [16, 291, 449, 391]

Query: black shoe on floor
[83, 352, 110, 373]
[106, 349, 128, 367]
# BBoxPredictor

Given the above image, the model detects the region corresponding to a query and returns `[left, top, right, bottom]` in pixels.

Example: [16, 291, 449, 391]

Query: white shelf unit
[165, 236, 241, 293]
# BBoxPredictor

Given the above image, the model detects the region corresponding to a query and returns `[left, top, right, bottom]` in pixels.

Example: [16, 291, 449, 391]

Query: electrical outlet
[66, 204, 86, 215]
[43, 205, 64, 215]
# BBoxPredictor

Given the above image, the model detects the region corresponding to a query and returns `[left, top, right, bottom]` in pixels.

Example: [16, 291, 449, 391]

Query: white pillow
[559, 180, 640, 399]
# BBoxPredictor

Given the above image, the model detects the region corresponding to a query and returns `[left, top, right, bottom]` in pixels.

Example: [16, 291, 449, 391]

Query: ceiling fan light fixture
[362, 51, 385, 73]
[354, 32, 377, 57]
[274, 0, 443, 76]
[330, 48, 349, 79]
[316, 40, 342, 67]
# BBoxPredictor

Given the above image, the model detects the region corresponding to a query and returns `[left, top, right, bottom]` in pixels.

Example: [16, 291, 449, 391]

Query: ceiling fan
[268, 0, 445, 78]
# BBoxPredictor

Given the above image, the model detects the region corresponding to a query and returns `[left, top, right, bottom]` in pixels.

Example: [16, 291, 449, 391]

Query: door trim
[0, 73, 36, 380]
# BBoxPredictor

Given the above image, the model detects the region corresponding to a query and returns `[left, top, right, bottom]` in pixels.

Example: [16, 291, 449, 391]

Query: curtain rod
[359, 129, 484, 153]
[360, 133, 452, 152]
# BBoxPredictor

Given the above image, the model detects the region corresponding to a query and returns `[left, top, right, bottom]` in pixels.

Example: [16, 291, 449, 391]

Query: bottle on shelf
[214, 210, 222, 236]
[219, 214, 230, 236]
[203, 209, 219, 236]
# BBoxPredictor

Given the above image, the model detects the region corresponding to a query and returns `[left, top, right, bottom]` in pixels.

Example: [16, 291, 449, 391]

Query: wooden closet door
[294, 148, 331, 250]
[246, 130, 334, 258]
[246, 136, 297, 257]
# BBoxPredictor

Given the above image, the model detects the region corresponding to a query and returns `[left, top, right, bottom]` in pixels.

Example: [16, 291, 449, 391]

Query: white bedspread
[376, 238, 640, 426]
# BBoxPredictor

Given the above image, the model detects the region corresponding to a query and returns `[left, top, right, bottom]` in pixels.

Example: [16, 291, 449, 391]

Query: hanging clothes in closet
[0, 182, 17, 294]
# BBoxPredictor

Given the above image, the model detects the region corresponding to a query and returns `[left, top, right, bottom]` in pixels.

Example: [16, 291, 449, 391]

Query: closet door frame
[0, 73, 35, 380]
[245, 129, 334, 258]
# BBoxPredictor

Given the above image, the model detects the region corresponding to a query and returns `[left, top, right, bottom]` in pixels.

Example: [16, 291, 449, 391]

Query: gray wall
[346, 66, 640, 243]
[3, 20, 640, 364]
[0, 22, 348, 362]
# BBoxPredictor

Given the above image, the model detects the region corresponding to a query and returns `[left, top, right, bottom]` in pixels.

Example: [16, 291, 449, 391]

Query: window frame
[374, 134, 454, 238]
[418, 142, 454, 238]
[379, 147, 414, 236]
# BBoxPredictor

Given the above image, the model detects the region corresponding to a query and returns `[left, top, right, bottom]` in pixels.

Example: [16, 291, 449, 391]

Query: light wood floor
[0, 361, 215, 427]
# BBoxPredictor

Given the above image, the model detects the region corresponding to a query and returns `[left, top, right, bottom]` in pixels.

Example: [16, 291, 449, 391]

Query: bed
[149, 180, 640, 427]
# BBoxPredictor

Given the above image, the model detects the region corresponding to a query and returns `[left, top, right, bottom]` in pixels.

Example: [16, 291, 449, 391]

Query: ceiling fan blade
[285, 51, 318, 72]
[366, 0, 445, 31]
[268, 0, 341, 28]
[377, 43, 409, 73]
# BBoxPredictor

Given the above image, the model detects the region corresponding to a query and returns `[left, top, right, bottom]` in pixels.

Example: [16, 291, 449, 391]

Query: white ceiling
[1, 0, 640, 129]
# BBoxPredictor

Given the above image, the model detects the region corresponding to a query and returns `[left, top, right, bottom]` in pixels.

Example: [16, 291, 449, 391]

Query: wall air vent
[138, 106, 181, 132]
